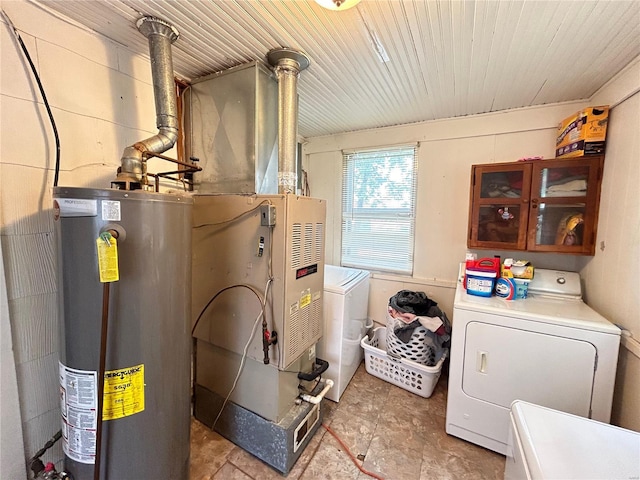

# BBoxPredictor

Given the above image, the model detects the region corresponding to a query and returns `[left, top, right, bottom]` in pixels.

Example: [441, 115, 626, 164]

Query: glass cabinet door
[478, 170, 525, 199]
[536, 163, 591, 199]
[527, 157, 603, 254]
[477, 204, 522, 244]
[531, 203, 587, 246]
[469, 164, 531, 250]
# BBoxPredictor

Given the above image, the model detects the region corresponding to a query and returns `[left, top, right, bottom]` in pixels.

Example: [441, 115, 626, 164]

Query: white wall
[1, 0, 176, 471]
[303, 101, 589, 324]
[0, 239, 25, 480]
[581, 58, 640, 431]
[303, 56, 640, 431]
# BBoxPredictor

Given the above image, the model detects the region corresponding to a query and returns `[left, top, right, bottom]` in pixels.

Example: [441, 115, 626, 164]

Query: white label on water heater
[55, 198, 97, 217]
[101, 200, 121, 221]
[59, 362, 97, 464]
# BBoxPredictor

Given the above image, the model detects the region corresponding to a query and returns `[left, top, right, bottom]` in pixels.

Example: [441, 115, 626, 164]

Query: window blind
[341, 145, 417, 274]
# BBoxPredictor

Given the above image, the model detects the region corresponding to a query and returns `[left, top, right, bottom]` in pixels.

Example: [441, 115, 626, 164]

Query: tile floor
[190, 362, 505, 480]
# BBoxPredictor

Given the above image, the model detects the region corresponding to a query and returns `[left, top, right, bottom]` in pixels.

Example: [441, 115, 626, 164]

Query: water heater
[54, 187, 192, 479]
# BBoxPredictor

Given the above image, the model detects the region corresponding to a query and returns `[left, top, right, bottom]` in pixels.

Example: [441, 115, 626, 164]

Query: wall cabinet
[468, 156, 604, 255]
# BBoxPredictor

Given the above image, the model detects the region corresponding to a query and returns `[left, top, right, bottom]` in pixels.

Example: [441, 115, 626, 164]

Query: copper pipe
[94, 229, 119, 479]
[94, 281, 110, 480]
[142, 151, 202, 169]
[147, 171, 199, 192]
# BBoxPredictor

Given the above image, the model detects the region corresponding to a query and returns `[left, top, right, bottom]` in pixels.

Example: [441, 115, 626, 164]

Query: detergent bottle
[464, 256, 500, 296]
[495, 258, 516, 299]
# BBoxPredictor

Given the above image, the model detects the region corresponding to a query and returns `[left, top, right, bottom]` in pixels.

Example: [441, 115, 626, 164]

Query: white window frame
[341, 144, 418, 275]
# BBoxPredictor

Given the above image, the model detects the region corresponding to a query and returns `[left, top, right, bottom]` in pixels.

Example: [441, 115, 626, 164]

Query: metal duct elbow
[114, 16, 180, 190]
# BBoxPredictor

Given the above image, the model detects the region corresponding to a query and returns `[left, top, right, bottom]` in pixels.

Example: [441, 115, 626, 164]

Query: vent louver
[291, 223, 302, 269]
[303, 223, 313, 265]
[315, 223, 324, 262]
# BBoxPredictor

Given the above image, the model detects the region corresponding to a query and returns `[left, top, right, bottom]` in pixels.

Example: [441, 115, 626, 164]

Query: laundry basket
[360, 327, 446, 398]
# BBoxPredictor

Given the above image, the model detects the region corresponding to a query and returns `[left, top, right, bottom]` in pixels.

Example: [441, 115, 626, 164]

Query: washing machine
[505, 400, 640, 479]
[445, 267, 621, 455]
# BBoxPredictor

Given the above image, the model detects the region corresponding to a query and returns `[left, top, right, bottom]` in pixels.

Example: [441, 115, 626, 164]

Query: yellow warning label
[96, 235, 119, 283]
[300, 288, 311, 309]
[102, 364, 144, 421]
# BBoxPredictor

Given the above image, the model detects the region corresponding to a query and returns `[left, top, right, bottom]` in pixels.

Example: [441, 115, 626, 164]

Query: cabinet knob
[522, 198, 529, 204]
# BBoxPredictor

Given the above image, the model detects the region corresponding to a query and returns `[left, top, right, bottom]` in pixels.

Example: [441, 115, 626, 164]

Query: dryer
[445, 267, 621, 455]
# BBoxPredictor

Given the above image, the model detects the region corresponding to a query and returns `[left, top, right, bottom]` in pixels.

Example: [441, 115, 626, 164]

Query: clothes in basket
[386, 290, 451, 366]
[361, 327, 446, 398]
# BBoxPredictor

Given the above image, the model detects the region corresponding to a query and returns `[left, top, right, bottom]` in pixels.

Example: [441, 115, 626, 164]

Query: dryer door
[462, 322, 596, 417]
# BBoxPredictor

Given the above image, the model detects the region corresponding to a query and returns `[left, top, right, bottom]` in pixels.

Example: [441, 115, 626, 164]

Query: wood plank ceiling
[39, 0, 640, 138]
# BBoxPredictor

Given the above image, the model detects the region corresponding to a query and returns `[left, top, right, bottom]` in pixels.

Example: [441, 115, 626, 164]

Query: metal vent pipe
[114, 16, 180, 190]
[267, 48, 310, 194]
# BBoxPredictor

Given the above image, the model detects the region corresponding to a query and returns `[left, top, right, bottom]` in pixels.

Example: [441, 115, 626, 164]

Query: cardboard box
[501, 260, 534, 280]
[556, 106, 609, 158]
[511, 261, 534, 280]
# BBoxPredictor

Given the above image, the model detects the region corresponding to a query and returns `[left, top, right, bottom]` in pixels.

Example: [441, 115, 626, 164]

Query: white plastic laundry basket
[360, 327, 446, 398]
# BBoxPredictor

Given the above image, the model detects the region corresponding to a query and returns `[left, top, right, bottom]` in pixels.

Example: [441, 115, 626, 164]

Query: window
[341, 145, 418, 274]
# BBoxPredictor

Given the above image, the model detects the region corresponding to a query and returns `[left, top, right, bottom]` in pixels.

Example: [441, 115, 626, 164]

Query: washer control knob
[557, 277, 566, 284]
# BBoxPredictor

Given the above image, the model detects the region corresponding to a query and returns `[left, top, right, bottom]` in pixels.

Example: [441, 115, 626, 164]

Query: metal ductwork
[267, 48, 310, 194]
[113, 16, 180, 190]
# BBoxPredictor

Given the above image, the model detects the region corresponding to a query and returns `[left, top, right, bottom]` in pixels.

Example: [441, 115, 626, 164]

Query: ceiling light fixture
[315, 0, 361, 11]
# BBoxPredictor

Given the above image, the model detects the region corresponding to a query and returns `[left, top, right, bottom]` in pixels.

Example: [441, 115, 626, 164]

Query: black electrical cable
[192, 200, 270, 228]
[28, 429, 62, 478]
[28, 429, 62, 464]
[2, 11, 61, 186]
[298, 376, 322, 395]
[191, 284, 263, 337]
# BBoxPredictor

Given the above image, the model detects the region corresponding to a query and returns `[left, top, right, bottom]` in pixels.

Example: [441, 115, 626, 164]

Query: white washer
[316, 265, 370, 402]
[445, 267, 621, 455]
[505, 400, 640, 480]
